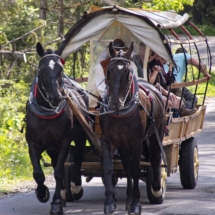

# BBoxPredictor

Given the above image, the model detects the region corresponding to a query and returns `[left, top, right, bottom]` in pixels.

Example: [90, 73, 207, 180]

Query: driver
[95, 39, 138, 99]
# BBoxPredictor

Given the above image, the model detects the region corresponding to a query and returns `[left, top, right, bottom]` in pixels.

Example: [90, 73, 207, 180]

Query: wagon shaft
[62, 89, 102, 156]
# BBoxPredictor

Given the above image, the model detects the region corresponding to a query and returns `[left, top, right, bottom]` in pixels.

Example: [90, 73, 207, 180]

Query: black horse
[25, 42, 87, 215]
[99, 42, 166, 214]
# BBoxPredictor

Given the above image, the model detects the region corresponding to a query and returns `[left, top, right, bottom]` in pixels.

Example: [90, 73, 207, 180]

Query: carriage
[40, 4, 211, 212]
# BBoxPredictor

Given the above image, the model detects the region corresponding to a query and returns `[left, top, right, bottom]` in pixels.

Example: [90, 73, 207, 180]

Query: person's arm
[95, 63, 106, 98]
[187, 57, 211, 80]
[155, 82, 177, 101]
[155, 82, 167, 95]
[148, 65, 160, 84]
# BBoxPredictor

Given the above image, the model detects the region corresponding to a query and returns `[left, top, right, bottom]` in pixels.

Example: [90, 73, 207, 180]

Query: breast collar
[28, 76, 67, 119]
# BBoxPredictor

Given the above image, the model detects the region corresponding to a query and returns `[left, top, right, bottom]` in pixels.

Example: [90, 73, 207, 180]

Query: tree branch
[2, 22, 46, 48]
[40, 0, 91, 11]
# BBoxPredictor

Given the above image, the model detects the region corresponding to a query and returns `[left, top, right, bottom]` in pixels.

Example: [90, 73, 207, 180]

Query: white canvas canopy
[61, 5, 190, 62]
[119, 7, 189, 29]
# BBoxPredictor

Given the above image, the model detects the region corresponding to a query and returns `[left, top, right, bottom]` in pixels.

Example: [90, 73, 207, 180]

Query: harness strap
[108, 104, 138, 118]
[139, 84, 150, 97]
[33, 108, 65, 119]
[139, 94, 168, 167]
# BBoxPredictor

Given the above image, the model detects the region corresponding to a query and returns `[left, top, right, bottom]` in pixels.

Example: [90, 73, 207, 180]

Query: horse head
[106, 41, 134, 111]
[36, 42, 65, 107]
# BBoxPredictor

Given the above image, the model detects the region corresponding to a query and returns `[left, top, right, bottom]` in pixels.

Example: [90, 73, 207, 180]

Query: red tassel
[60, 58, 65, 65]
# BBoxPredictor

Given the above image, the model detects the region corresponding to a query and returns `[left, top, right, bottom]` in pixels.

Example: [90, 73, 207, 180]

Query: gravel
[0, 175, 55, 200]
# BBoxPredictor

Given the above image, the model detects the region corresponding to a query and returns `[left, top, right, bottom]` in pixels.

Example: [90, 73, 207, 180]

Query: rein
[139, 96, 168, 166]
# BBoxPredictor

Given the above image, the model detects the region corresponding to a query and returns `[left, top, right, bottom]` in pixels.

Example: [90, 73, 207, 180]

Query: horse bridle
[106, 56, 136, 109]
[37, 54, 65, 108]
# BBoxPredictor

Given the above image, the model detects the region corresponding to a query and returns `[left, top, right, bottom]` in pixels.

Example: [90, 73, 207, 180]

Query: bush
[184, 66, 215, 104]
[0, 80, 32, 190]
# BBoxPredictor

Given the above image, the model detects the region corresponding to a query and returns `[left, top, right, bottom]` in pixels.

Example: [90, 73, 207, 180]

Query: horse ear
[124, 42, 134, 59]
[109, 42, 116, 58]
[36, 42, 44, 57]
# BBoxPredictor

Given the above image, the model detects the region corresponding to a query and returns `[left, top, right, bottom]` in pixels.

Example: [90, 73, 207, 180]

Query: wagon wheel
[101, 175, 119, 187]
[63, 146, 74, 202]
[179, 137, 199, 189]
[146, 161, 167, 204]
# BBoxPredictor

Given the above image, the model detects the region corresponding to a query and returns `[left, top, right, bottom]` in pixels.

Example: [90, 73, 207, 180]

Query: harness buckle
[149, 116, 155, 123]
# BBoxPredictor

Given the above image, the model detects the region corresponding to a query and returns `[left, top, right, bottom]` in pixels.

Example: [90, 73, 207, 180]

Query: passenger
[95, 38, 138, 99]
[147, 51, 197, 116]
[156, 50, 196, 108]
[163, 48, 211, 109]
[168, 47, 211, 82]
[132, 42, 155, 78]
[149, 65, 197, 116]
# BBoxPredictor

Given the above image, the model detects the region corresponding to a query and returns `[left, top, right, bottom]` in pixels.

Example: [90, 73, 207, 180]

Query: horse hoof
[125, 202, 130, 211]
[50, 201, 63, 215]
[35, 185, 50, 203]
[128, 205, 142, 215]
[151, 187, 162, 197]
[125, 199, 132, 211]
[73, 187, 83, 200]
[61, 198, 66, 207]
[104, 203, 116, 214]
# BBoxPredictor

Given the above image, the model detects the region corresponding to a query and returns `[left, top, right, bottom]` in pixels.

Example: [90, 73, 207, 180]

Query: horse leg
[46, 148, 66, 207]
[129, 144, 142, 215]
[50, 139, 70, 215]
[149, 134, 162, 197]
[28, 142, 50, 203]
[118, 148, 132, 211]
[70, 131, 86, 200]
[101, 137, 116, 214]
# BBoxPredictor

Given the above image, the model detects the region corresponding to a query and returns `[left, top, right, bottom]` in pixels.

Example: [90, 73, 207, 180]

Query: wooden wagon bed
[65, 105, 206, 179]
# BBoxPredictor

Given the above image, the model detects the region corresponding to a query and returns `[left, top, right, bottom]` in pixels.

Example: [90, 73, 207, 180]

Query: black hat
[139, 42, 146, 49]
[112, 39, 127, 51]
[175, 47, 188, 54]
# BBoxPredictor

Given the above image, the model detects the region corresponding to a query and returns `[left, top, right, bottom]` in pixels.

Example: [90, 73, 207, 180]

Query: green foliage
[0, 32, 9, 46]
[204, 73, 215, 96]
[26, 32, 39, 47]
[168, 23, 215, 36]
[64, 43, 90, 79]
[184, 67, 215, 105]
[0, 80, 32, 188]
[142, 0, 194, 12]
[183, 0, 215, 25]
[197, 25, 215, 36]
[1, 1, 39, 43]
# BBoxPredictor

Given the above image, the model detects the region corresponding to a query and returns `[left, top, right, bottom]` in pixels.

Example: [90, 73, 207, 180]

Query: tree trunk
[40, 0, 47, 20]
[58, 0, 64, 37]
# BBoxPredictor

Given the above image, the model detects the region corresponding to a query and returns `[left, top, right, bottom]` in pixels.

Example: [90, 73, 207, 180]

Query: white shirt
[95, 60, 138, 98]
